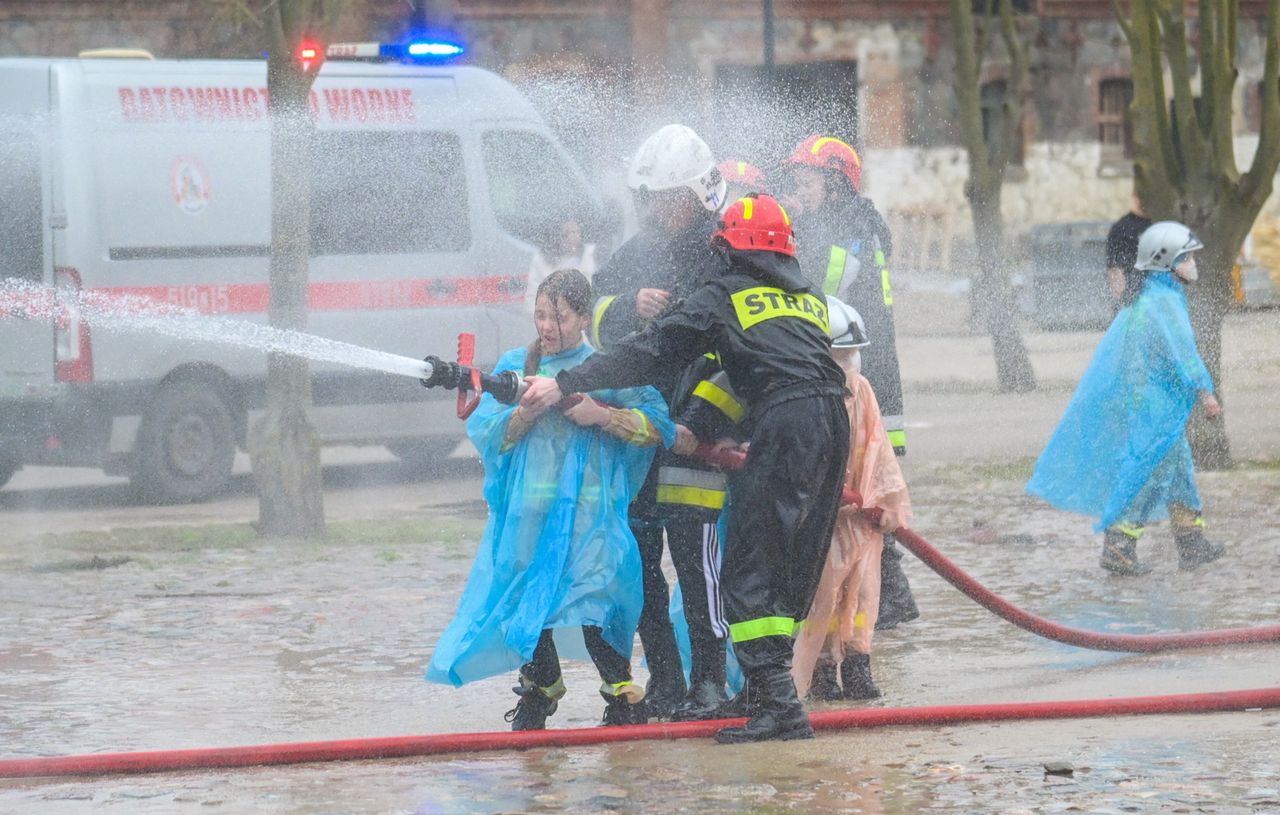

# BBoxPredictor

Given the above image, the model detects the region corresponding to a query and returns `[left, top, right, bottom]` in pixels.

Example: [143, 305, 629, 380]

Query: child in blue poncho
[1027, 221, 1226, 575]
[426, 269, 676, 730]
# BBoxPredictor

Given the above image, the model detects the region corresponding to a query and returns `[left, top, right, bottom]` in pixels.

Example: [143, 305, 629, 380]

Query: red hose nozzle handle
[691, 441, 747, 471]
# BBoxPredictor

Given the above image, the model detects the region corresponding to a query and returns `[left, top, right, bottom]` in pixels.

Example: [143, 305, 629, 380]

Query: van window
[311, 130, 469, 255]
[0, 127, 43, 282]
[483, 131, 590, 251]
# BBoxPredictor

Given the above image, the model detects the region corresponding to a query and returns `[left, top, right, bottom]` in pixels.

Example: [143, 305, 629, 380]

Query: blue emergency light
[405, 41, 465, 58]
[322, 39, 465, 63]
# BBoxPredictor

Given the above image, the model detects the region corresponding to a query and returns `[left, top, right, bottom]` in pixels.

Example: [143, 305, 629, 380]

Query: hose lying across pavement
[4, 484, 1279, 779]
[2, 688, 1278, 779]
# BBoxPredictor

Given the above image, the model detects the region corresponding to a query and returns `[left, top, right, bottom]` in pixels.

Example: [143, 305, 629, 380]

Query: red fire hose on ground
[2, 688, 1278, 779]
[4, 371, 1279, 778]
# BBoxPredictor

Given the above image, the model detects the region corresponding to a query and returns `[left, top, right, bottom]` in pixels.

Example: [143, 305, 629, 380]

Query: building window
[1098, 78, 1134, 158]
[980, 79, 1025, 167]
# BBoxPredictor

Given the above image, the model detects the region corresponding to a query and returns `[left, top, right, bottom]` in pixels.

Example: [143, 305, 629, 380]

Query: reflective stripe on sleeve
[656, 485, 725, 510]
[879, 262, 893, 306]
[591, 295, 618, 349]
[692, 378, 745, 423]
[886, 429, 906, 450]
[823, 246, 848, 296]
[628, 409, 653, 446]
[729, 616, 798, 643]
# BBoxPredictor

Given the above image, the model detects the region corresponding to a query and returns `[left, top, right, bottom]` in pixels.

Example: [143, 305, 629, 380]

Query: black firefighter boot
[703, 679, 761, 720]
[806, 655, 843, 702]
[715, 665, 814, 744]
[1174, 521, 1226, 571]
[504, 673, 565, 731]
[875, 535, 920, 630]
[641, 654, 687, 721]
[671, 639, 730, 722]
[600, 681, 649, 726]
[1100, 526, 1153, 576]
[839, 653, 881, 700]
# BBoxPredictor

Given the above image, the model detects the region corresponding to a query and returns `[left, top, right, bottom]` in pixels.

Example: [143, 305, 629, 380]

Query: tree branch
[976, 0, 997, 65]
[1161, 1, 1206, 184]
[951, 0, 990, 183]
[1110, 0, 1133, 40]
[994, 0, 1026, 179]
[1206, 0, 1239, 180]
[1244, 0, 1280, 199]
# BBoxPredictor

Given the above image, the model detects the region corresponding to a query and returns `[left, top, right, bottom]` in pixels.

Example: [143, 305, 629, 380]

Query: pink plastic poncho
[792, 361, 912, 698]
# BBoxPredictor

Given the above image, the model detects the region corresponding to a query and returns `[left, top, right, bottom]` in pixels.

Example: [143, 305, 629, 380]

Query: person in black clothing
[781, 134, 919, 631]
[590, 123, 730, 719]
[522, 194, 850, 743]
[1106, 192, 1153, 310]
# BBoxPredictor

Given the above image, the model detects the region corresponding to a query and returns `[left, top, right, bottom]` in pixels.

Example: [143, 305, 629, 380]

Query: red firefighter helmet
[783, 134, 863, 193]
[717, 159, 769, 193]
[713, 193, 796, 257]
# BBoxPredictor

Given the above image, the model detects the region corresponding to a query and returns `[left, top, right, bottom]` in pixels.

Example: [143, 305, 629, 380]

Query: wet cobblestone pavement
[2, 464, 1278, 813]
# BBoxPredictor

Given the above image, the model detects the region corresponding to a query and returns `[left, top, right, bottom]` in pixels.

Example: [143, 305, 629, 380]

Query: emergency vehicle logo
[170, 156, 210, 214]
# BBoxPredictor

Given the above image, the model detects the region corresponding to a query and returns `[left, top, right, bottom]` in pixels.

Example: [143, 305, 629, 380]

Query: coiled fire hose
[4, 359, 1277, 778]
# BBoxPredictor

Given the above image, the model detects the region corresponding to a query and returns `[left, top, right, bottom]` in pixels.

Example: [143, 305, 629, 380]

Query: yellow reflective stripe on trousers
[692, 379, 745, 423]
[591, 295, 617, 348]
[729, 616, 797, 643]
[824, 246, 848, 295]
[886, 429, 906, 449]
[656, 484, 725, 510]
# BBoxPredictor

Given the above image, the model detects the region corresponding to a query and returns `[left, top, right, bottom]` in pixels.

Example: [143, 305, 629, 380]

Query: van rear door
[0, 81, 56, 407]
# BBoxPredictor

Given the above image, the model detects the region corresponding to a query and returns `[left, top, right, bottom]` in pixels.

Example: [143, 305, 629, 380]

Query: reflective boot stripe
[600, 681, 645, 703]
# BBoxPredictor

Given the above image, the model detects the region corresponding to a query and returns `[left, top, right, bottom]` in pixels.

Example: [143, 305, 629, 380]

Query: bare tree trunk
[1184, 232, 1241, 470]
[950, 0, 1038, 393]
[251, 38, 325, 538]
[968, 180, 1037, 392]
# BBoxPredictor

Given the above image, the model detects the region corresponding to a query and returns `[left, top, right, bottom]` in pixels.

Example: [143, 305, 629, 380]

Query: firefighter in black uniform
[782, 134, 919, 630]
[656, 353, 745, 720]
[522, 194, 850, 743]
[591, 123, 730, 718]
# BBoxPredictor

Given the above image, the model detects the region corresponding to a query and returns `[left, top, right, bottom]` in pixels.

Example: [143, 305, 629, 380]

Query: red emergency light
[296, 40, 324, 74]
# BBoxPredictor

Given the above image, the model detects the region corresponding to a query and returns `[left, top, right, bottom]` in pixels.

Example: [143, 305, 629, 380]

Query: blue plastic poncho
[426, 342, 675, 687]
[1026, 272, 1213, 531]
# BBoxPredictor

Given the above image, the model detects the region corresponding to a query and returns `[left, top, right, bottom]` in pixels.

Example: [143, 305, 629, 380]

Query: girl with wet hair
[426, 268, 676, 731]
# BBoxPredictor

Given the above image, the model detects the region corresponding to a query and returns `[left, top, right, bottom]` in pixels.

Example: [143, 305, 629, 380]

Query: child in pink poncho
[792, 297, 912, 701]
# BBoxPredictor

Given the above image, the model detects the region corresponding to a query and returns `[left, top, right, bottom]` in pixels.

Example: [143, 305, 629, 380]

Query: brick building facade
[4, 0, 1276, 277]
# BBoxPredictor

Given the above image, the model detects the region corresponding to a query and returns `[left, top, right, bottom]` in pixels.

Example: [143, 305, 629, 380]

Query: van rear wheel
[132, 382, 237, 503]
[387, 438, 460, 475]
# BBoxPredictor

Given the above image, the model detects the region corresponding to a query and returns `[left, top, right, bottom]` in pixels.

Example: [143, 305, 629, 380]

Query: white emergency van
[0, 53, 602, 500]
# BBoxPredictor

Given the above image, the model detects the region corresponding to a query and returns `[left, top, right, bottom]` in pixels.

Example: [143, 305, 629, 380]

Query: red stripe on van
[92, 275, 525, 315]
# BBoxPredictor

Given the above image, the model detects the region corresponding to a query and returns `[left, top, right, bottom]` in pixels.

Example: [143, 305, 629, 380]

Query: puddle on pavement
[2, 466, 1278, 812]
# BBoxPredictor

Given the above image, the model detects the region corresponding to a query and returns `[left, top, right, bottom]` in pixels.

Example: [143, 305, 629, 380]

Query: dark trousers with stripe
[723, 393, 849, 675]
[636, 516, 728, 686]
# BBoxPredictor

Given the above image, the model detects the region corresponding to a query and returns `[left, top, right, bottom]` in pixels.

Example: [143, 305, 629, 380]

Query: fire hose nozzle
[419, 355, 525, 408]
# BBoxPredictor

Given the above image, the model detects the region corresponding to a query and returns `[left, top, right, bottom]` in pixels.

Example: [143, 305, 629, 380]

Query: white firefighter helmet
[826, 295, 869, 348]
[1134, 221, 1203, 271]
[627, 124, 727, 212]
